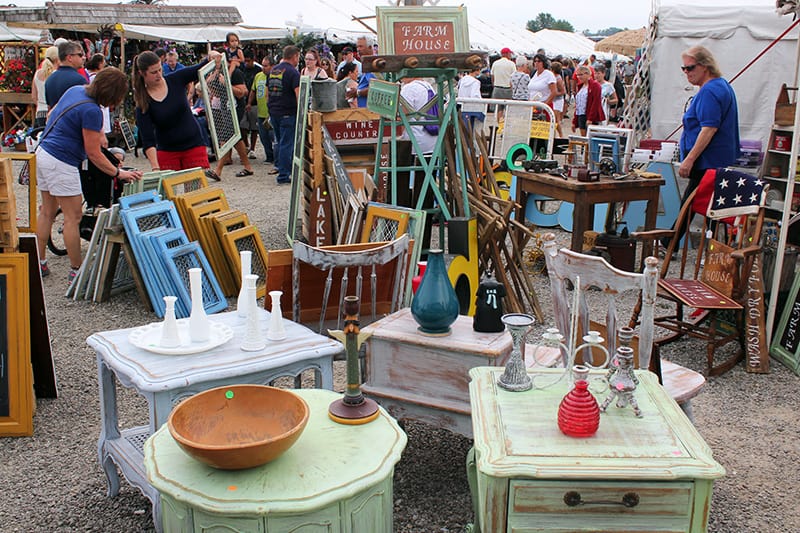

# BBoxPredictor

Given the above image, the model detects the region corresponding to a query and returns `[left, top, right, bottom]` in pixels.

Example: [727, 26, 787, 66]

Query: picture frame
[199, 57, 241, 160]
[770, 267, 800, 375]
[287, 76, 311, 245]
[0, 253, 33, 436]
[376, 6, 470, 56]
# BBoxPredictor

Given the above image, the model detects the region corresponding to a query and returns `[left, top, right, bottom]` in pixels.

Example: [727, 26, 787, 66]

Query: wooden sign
[309, 182, 334, 247]
[367, 79, 400, 119]
[0, 253, 33, 436]
[745, 254, 769, 373]
[771, 267, 800, 375]
[701, 239, 737, 297]
[376, 6, 470, 55]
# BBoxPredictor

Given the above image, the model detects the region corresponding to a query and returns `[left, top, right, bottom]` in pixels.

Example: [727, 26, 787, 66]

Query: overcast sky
[9, 0, 774, 35]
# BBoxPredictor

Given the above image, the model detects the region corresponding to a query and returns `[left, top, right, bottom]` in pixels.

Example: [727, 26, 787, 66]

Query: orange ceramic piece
[168, 384, 309, 470]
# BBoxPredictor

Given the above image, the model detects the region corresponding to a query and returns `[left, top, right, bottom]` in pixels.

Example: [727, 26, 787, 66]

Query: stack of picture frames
[162, 169, 269, 300]
[116, 190, 226, 319]
[0, 158, 57, 437]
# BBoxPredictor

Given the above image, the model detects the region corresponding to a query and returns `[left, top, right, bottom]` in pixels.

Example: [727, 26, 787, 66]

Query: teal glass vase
[410, 249, 460, 335]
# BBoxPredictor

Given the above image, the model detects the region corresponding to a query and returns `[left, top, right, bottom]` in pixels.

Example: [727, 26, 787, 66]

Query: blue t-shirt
[357, 73, 375, 108]
[680, 77, 740, 170]
[44, 66, 88, 108]
[267, 62, 300, 119]
[136, 62, 207, 152]
[39, 85, 102, 168]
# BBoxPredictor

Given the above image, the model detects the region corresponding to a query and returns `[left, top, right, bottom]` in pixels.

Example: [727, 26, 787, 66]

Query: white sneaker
[247, 150, 256, 159]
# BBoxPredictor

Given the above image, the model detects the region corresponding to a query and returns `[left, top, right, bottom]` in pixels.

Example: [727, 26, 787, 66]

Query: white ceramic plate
[128, 319, 234, 355]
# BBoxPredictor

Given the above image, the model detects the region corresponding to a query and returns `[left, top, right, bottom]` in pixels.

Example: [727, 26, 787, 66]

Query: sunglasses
[70, 52, 85, 57]
[680, 64, 698, 72]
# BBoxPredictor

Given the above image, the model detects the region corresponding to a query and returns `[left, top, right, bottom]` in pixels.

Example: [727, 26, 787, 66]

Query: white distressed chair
[528, 234, 705, 421]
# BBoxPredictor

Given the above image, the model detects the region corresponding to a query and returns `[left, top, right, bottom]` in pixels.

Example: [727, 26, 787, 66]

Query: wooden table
[145, 389, 406, 533]
[361, 308, 512, 437]
[86, 309, 344, 532]
[0, 92, 34, 137]
[512, 171, 664, 255]
[467, 367, 725, 533]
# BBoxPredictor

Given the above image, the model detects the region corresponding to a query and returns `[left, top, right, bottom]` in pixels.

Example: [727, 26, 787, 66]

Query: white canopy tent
[0, 22, 44, 42]
[649, 4, 798, 144]
[116, 23, 290, 44]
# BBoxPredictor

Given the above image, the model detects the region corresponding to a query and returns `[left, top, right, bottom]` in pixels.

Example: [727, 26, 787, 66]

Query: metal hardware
[563, 490, 640, 508]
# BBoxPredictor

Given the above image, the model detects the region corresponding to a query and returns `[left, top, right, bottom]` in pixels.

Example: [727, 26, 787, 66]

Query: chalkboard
[771, 266, 800, 375]
[0, 253, 33, 436]
[286, 76, 310, 245]
[1, 274, 8, 418]
[117, 117, 136, 151]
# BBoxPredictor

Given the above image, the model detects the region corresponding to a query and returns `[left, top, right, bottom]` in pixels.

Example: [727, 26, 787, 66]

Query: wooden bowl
[167, 385, 309, 470]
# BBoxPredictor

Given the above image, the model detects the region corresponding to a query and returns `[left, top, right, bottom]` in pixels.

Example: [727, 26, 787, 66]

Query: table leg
[97, 357, 122, 497]
[570, 196, 593, 252]
[642, 193, 659, 260]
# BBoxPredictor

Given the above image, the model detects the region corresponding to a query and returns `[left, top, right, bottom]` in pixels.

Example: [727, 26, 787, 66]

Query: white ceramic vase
[236, 250, 253, 318]
[188, 267, 210, 343]
[159, 295, 182, 348]
[241, 274, 265, 351]
[266, 290, 287, 341]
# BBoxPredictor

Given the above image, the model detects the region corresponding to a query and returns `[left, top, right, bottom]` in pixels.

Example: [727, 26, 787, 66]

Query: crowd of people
[29, 30, 727, 297]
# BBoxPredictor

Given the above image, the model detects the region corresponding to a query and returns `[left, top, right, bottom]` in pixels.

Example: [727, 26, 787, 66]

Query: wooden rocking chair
[536, 235, 705, 420]
[631, 168, 768, 376]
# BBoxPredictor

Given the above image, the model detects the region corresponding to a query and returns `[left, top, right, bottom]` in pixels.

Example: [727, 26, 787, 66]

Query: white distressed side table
[144, 389, 406, 532]
[361, 308, 512, 437]
[467, 367, 725, 533]
[86, 308, 343, 531]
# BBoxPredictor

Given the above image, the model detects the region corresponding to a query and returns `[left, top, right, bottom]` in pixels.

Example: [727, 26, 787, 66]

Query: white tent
[116, 23, 289, 44]
[0, 22, 44, 42]
[650, 4, 799, 143]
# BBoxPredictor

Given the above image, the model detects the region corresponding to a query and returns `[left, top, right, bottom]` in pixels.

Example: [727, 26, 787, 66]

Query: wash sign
[367, 80, 400, 119]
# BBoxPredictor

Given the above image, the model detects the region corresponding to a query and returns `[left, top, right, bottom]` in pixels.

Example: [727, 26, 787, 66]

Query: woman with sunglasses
[301, 49, 329, 80]
[663, 45, 739, 248]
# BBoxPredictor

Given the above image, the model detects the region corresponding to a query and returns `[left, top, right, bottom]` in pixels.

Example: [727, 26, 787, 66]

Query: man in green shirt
[248, 55, 275, 166]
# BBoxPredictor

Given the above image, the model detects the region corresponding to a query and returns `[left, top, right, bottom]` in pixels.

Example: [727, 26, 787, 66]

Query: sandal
[235, 169, 254, 177]
[204, 169, 222, 182]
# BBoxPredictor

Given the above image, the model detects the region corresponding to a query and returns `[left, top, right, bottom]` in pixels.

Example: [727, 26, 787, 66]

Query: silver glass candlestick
[497, 313, 535, 392]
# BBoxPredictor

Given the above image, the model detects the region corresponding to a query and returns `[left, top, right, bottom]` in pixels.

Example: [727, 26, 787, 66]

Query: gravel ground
[1, 148, 799, 532]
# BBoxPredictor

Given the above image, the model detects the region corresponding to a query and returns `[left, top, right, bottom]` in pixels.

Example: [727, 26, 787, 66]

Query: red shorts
[157, 146, 209, 171]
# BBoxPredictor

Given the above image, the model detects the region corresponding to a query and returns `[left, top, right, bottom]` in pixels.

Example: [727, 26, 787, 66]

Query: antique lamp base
[328, 397, 380, 425]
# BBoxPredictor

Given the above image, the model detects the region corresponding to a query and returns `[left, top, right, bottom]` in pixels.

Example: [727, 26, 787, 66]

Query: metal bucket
[311, 79, 337, 112]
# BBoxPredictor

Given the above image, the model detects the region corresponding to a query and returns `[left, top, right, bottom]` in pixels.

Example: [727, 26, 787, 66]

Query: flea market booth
[647, 3, 800, 369]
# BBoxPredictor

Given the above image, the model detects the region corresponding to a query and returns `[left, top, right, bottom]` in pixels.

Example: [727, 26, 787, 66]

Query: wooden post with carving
[745, 255, 769, 373]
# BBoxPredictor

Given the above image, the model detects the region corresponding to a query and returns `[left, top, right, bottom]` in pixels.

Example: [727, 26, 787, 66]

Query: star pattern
[707, 168, 765, 219]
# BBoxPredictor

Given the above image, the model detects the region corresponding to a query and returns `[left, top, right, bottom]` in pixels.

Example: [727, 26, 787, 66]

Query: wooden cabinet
[467, 367, 725, 533]
[361, 308, 512, 437]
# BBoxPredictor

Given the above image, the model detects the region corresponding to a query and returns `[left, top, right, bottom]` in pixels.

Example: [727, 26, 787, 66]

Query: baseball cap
[342, 46, 354, 54]
[501, 47, 512, 55]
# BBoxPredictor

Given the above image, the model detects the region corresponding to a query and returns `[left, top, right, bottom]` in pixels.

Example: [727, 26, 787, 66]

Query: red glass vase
[557, 380, 600, 438]
[411, 261, 427, 294]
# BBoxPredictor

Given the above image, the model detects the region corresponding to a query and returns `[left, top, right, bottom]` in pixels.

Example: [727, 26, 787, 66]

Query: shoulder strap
[39, 98, 94, 144]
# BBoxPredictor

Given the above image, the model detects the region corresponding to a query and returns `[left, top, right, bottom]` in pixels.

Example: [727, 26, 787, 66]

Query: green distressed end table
[144, 389, 407, 532]
[467, 367, 725, 533]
